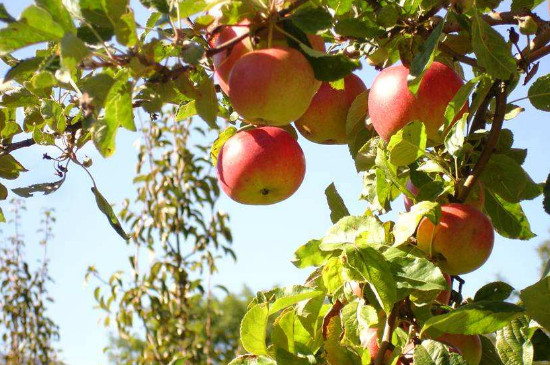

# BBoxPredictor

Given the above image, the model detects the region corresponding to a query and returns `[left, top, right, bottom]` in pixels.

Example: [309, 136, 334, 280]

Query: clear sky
[1, 1, 549, 364]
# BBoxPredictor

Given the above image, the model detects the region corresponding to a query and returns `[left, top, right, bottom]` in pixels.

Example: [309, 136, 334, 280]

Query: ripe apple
[216, 126, 306, 205]
[416, 203, 494, 275]
[436, 334, 482, 365]
[211, 21, 253, 95]
[435, 274, 452, 305]
[403, 180, 485, 212]
[228, 47, 318, 126]
[368, 62, 465, 142]
[294, 74, 367, 144]
[212, 22, 324, 95]
[360, 328, 402, 365]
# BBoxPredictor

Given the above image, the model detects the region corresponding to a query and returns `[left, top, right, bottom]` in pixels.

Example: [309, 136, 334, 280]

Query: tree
[0, 0, 549, 364]
[0, 200, 62, 365]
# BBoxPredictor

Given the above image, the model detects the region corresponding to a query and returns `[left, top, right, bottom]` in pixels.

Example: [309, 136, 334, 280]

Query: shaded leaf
[325, 183, 350, 224]
[91, 187, 129, 240]
[12, 177, 65, 198]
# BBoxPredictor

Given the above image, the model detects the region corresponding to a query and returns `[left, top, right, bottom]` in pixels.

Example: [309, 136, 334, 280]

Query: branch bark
[458, 80, 508, 202]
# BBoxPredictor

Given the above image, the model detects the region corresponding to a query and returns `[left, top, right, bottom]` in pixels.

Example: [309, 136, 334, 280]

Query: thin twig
[458, 80, 508, 202]
[438, 43, 479, 68]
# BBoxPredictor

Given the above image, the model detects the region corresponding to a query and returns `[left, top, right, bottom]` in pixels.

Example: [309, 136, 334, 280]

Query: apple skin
[404, 180, 485, 212]
[216, 126, 306, 205]
[360, 328, 403, 365]
[436, 334, 482, 365]
[416, 203, 494, 275]
[368, 62, 465, 142]
[435, 273, 452, 305]
[228, 47, 318, 126]
[295, 74, 367, 144]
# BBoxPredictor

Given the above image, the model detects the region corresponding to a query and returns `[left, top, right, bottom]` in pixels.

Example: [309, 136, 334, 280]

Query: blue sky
[1, 1, 549, 364]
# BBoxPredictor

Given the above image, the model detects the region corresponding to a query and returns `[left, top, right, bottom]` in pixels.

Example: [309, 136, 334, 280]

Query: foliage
[0, 0, 548, 364]
[0, 200, 62, 365]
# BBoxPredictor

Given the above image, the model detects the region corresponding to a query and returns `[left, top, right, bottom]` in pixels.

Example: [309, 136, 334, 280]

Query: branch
[528, 43, 550, 62]
[438, 43, 479, 68]
[469, 81, 499, 133]
[458, 80, 508, 202]
[374, 304, 398, 365]
[444, 11, 534, 33]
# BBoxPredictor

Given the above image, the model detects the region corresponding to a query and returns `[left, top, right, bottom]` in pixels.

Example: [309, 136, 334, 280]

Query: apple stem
[458, 80, 508, 203]
[374, 304, 398, 365]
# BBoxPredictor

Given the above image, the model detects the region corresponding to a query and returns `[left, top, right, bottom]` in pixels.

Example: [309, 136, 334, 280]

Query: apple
[436, 334, 482, 365]
[368, 62, 465, 142]
[212, 22, 324, 95]
[294, 73, 367, 144]
[216, 126, 306, 205]
[404, 180, 485, 212]
[228, 47, 318, 126]
[435, 274, 452, 305]
[360, 328, 402, 365]
[416, 203, 494, 275]
[211, 21, 253, 95]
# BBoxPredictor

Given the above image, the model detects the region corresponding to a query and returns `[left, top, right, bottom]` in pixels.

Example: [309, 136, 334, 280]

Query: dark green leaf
[139, 0, 169, 13]
[115, 12, 138, 47]
[409, 21, 444, 88]
[299, 44, 361, 82]
[421, 301, 525, 336]
[484, 190, 535, 240]
[528, 74, 550, 111]
[0, 4, 15, 23]
[91, 187, 129, 240]
[12, 177, 65, 198]
[325, 183, 350, 224]
[480, 335, 505, 365]
[511, 0, 545, 11]
[291, 7, 332, 33]
[4, 57, 44, 83]
[474, 282, 514, 302]
[532, 329, 550, 361]
[544, 173, 550, 215]
[520, 276, 550, 331]
[0, 154, 27, 180]
[334, 18, 384, 38]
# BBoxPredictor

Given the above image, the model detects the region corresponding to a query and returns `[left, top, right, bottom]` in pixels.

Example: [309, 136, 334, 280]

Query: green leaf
[104, 71, 135, 131]
[532, 329, 550, 361]
[480, 335, 505, 365]
[444, 116, 467, 157]
[409, 21, 444, 91]
[474, 282, 514, 302]
[36, 0, 76, 32]
[195, 77, 218, 128]
[291, 7, 332, 34]
[334, 18, 384, 38]
[325, 183, 350, 224]
[228, 355, 276, 365]
[139, 0, 169, 13]
[421, 301, 525, 336]
[0, 154, 27, 180]
[520, 276, 550, 331]
[210, 126, 237, 167]
[299, 44, 361, 82]
[91, 187, 130, 240]
[81, 73, 116, 110]
[4, 57, 44, 83]
[413, 340, 468, 365]
[496, 316, 534, 365]
[484, 190, 535, 240]
[511, 0, 545, 11]
[528, 74, 550, 112]
[0, 4, 15, 23]
[324, 313, 362, 365]
[481, 154, 530, 203]
[323, 257, 345, 295]
[544, 173, 550, 215]
[293, 239, 334, 269]
[346, 91, 369, 136]
[115, 12, 138, 47]
[387, 121, 427, 166]
[393, 201, 440, 245]
[443, 77, 478, 129]
[321, 215, 386, 250]
[240, 303, 269, 356]
[263, 285, 323, 315]
[12, 178, 65, 198]
[0, 207, 5, 222]
[471, 10, 516, 80]
[176, 101, 197, 121]
[60, 32, 90, 71]
[0, 6, 65, 54]
[345, 246, 397, 313]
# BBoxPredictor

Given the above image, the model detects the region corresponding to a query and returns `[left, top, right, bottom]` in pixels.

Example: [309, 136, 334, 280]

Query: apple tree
[0, 0, 550, 364]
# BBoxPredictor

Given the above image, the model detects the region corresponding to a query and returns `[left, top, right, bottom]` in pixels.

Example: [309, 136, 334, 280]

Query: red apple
[436, 334, 482, 365]
[216, 126, 306, 205]
[294, 73, 367, 144]
[435, 274, 452, 305]
[361, 328, 402, 365]
[228, 47, 318, 126]
[416, 203, 494, 275]
[211, 21, 253, 95]
[368, 62, 465, 142]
